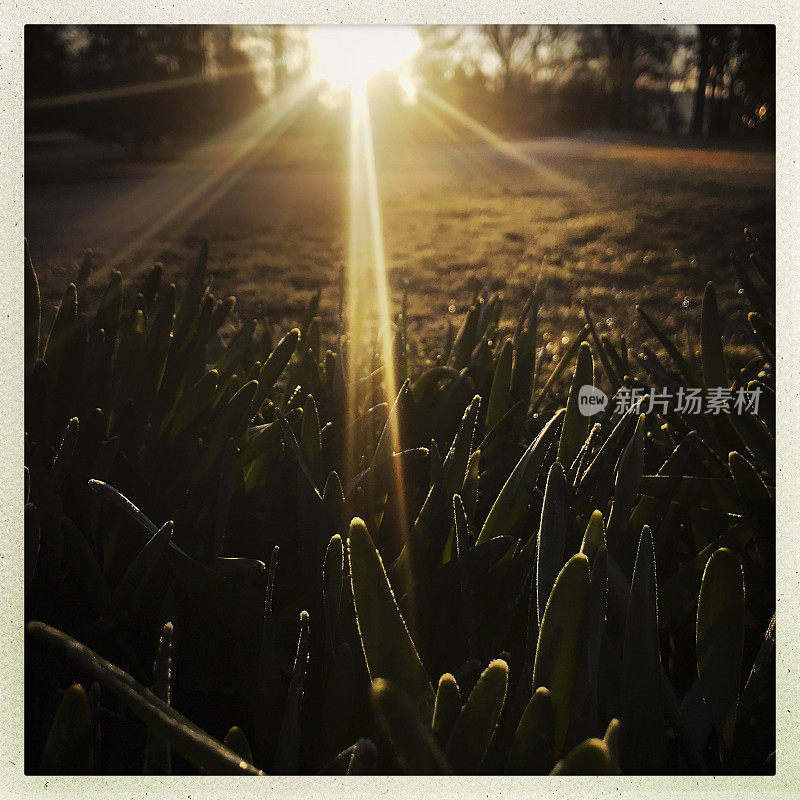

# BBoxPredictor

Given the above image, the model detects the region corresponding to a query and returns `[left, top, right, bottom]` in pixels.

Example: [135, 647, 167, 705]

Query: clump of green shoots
[24, 233, 774, 775]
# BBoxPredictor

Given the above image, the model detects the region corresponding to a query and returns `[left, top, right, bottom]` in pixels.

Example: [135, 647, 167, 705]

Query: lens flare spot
[311, 26, 419, 92]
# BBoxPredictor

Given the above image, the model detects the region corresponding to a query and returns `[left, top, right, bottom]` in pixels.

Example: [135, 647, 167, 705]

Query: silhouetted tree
[26, 25, 263, 156]
[527, 25, 574, 86]
[730, 26, 775, 137]
[588, 25, 675, 129]
[479, 25, 530, 90]
[267, 27, 288, 94]
[691, 25, 775, 139]
[77, 26, 263, 155]
[25, 26, 72, 98]
[25, 26, 76, 132]
[234, 26, 311, 98]
[414, 24, 773, 139]
[691, 26, 715, 136]
[706, 26, 734, 137]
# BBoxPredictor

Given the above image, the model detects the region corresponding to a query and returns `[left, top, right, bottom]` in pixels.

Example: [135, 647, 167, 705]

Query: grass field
[25, 126, 775, 371]
[23, 120, 777, 777]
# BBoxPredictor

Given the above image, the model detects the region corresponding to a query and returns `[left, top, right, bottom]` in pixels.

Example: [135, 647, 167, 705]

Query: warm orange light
[311, 26, 418, 92]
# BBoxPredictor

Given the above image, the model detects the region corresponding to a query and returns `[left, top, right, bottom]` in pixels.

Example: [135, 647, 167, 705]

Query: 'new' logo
[577, 385, 608, 416]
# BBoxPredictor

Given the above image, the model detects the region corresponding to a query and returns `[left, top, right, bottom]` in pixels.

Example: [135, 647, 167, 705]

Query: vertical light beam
[345, 77, 410, 553]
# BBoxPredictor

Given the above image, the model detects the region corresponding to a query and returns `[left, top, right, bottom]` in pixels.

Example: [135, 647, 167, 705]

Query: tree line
[25, 25, 274, 156]
[25, 25, 774, 154]
[415, 25, 774, 139]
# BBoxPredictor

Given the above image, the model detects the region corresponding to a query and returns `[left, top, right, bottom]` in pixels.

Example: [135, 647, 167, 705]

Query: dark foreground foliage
[24, 236, 775, 775]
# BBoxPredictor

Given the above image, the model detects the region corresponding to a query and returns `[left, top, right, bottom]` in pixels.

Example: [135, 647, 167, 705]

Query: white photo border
[1, 4, 797, 797]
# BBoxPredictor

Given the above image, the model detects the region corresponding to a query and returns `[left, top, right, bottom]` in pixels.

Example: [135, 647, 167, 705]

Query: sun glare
[311, 25, 419, 92]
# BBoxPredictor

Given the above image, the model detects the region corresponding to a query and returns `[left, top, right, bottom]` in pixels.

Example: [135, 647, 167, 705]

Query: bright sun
[311, 26, 419, 92]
